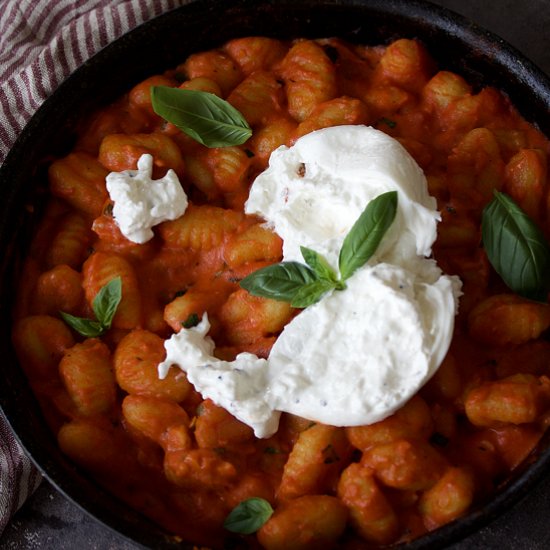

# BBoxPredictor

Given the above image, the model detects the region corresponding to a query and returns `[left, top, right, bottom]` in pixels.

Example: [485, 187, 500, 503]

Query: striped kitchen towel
[0, 413, 42, 535]
[0, 0, 191, 534]
[0, 0, 192, 164]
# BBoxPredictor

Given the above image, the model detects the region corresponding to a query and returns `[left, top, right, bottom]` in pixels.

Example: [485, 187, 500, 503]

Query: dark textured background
[2, 1, 550, 548]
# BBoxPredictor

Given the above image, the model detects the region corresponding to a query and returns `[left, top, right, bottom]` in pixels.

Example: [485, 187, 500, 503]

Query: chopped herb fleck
[182, 312, 200, 328]
[379, 117, 397, 129]
[264, 446, 283, 455]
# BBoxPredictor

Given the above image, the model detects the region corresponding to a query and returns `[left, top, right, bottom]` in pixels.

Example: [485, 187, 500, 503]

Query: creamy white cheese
[158, 125, 462, 438]
[246, 124, 439, 271]
[160, 314, 281, 438]
[106, 153, 188, 243]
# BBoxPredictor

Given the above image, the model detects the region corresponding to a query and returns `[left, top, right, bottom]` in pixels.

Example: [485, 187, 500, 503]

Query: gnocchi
[12, 34, 550, 549]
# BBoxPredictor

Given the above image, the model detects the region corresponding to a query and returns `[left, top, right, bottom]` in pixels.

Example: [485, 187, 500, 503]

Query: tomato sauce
[12, 36, 550, 549]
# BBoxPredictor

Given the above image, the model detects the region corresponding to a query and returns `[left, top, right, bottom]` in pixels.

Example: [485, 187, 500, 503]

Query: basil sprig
[339, 191, 399, 280]
[224, 497, 274, 535]
[60, 277, 122, 337]
[482, 191, 550, 301]
[151, 86, 252, 148]
[240, 191, 398, 308]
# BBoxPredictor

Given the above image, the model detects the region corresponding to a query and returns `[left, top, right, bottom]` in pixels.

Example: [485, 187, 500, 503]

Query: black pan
[1, 1, 550, 548]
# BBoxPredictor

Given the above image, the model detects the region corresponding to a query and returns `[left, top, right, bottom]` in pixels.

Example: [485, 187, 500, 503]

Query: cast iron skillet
[1, 0, 550, 548]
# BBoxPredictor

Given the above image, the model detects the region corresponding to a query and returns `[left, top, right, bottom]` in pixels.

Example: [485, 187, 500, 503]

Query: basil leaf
[300, 246, 340, 285]
[61, 277, 122, 337]
[482, 191, 550, 301]
[240, 192, 397, 308]
[240, 262, 318, 302]
[151, 86, 252, 147]
[92, 277, 122, 330]
[291, 279, 337, 308]
[59, 312, 105, 338]
[339, 191, 398, 281]
[224, 497, 274, 535]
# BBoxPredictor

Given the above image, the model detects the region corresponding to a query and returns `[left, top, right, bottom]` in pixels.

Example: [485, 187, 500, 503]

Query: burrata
[158, 125, 462, 438]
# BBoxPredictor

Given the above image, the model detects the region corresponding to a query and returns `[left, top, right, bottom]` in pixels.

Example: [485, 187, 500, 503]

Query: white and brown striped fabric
[0, 415, 41, 534]
[0, 0, 191, 533]
[0, 0, 191, 163]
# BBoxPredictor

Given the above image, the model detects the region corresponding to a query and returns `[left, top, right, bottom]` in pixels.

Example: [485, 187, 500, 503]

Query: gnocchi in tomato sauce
[12, 35, 550, 549]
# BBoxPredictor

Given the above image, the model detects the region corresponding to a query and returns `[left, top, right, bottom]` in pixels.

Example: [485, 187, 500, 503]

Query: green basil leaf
[61, 278, 122, 337]
[224, 497, 274, 535]
[92, 277, 122, 330]
[291, 279, 337, 308]
[339, 190, 398, 281]
[151, 86, 252, 148]
[240, 262, 319, 302]
[482, 191, 550, 301]
[59, 312, 105, 338]
[300, 246, 339, 284]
